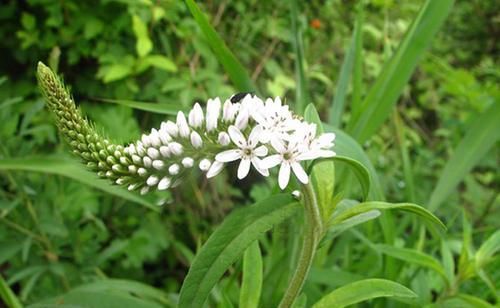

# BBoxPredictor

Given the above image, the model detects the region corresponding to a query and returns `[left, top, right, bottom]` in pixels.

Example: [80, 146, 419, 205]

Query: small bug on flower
[230, 92, 253, 104]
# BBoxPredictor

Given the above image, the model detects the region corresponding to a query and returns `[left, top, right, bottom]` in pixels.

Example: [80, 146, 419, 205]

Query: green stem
[279, 183, 323, 308]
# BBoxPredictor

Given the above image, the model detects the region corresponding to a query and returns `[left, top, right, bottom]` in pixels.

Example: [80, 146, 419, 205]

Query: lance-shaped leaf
[178, 194, 299, 307]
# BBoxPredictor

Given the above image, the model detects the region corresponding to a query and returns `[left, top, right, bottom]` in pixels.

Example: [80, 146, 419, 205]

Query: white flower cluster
[120, 94, 335, 194]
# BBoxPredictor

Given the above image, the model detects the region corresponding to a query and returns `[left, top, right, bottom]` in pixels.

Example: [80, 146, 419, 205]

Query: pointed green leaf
[239, 241, 263, 308]
[429, 103, 500, 210]
[0, 156, 158, 212]
[375, 244, 448, 283]
[347, 0, 454, 143]
[312, 278, 417, 308]
[179, 194, 299, 307]
[184, 0, 255, 92]
[94, 97, 182, 115]
[331, 201, 445, 232]
[0, 274, 23, 308]
[290, 0, 310, 112]
[476, 230, 500, 269]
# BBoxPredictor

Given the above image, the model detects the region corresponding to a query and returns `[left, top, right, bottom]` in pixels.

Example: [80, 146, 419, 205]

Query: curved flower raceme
[37, 62, 335, 193]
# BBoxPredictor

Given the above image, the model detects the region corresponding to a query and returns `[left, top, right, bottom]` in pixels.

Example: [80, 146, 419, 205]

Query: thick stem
[279, 183, 323, 308]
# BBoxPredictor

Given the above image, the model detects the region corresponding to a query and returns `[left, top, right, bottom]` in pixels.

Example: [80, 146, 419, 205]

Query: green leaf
[94, 97, 182, 115]
[323, 210, 381, 243]
[178, 194, 299, 307]
[332, 156, 370, 200]
[184, 0, 255, 92]
[132, 15, 153, 57]
[290, 0, 310, 112]
[351, 2, 365, 115]
[429, 103, 500, 211]
[0, 274, 23, 308]
[239, 241, 263, 308]
[347, 0, 454, 143]
[476, 230, 500, 269]
[375, 244, 448, 283]
[441, 293, 495, 308]
[146, 55, 177, 72]
[0, 156, 159, 212]
[331, 201, 445, 232]
[304, 103, 324, 133]
[102, 63, 133, 83]
[312, 278, 417, 308]
[28, 290, 163, 308]
[329, 25, 357, 126]
[324, 125, 384, 200]
[72, 279, 173, 307]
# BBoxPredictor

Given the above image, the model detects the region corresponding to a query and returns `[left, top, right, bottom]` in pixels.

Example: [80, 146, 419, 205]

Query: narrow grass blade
[476, 230, 500, 269]
[0, 156, 158, 212]
[332, 201, 446, 232]
[393, 111, 416, 202]
[290, 0, 310, 112]
[375, 244, 448, 283]
[93, 97, 182, 115]
[329, 23, 357, 126]
[312, 278, 416, 308]
[184, 0, 255, 92]
[351, 2, 365, 116]
[178, 194, 299, 307]
[72, 279, 174, 307]
[0, 274, 23, 308]
[239, 241, 263, 308]
[347, 0, 454, 143]
[429, 102, 500, 211]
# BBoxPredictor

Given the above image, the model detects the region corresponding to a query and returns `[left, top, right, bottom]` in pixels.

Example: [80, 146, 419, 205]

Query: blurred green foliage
[0, 0, 498, 306]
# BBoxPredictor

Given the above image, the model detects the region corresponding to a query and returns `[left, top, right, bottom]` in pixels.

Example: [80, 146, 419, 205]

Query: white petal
[143, 156, 152, 168]
[253, 145, 268, 157]
[248, 125, 262, 148]
[169, 142, 183, 155]
[237, 158, 251, 179]
[159, 146, 170, 157]
[261, 154, 282, 169]
[164, 121, 178, 137]
[251, 157, 269, 177]
[228, 125, 246, 147]
[278, 162, 291, 189]
[215, 149, 241, 162]
[319, 150, 336, 158]
[147, 147, 159, 159]
[206, 98, 221, 131]
[206, 161, 224, 178]
[291, 162, 309, 184]
[270, 138, 286, 153]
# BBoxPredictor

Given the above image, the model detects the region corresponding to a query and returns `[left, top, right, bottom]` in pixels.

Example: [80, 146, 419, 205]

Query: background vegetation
[0, 0, 498, 307]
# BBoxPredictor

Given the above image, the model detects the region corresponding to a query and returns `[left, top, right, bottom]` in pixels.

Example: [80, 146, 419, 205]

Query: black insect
[230, 92, 253, 104]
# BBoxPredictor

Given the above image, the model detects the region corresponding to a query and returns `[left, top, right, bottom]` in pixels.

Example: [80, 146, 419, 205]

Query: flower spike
[37, 62, 335, 193]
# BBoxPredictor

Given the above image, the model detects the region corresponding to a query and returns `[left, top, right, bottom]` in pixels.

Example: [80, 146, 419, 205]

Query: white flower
[206, 161, 224, 178]
[188, 103, 204, 128]
[149, 129, 162, 147]
[215, 125, 269, 179]
[147, 147, 159, 159]
[261, 138, 309, 189]
[146, 175, 159, 186]
[152, 160, 165, 170]
[168, 142, 183, 155]
[190, 131, 203, 148]
[206, 98, 221, 132]
[159, 146, 170, 157]
[253, 97, 300, 144]
[176, 111, 190, 138]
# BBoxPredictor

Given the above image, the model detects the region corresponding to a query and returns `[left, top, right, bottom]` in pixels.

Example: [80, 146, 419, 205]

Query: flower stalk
[37, 62, 336, 194]
[279, 182, 324, 308]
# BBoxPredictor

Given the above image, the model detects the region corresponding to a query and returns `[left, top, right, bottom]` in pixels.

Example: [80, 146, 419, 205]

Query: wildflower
[215, 125, 269, 179]
[37, 62, 336, 194]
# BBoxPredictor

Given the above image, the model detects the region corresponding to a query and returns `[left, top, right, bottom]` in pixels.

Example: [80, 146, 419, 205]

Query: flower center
[283, 152, 292, 160]
[243, 148, 253, 157]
